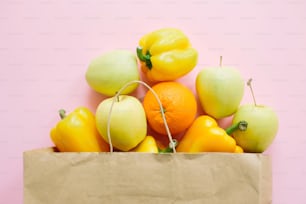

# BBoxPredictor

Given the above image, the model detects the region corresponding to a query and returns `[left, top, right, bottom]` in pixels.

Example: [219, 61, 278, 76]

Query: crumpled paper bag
[23, 147, 272, 204]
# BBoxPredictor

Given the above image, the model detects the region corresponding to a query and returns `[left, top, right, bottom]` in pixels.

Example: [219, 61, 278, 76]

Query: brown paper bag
[23, 147, 272, 204]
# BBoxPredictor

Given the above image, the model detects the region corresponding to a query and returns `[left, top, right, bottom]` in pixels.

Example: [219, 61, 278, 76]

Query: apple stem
[219, 56, 223, 67]
[115, 92, 120, 102]
[247, 78, 257, 106]
[226, 121, 248, 135]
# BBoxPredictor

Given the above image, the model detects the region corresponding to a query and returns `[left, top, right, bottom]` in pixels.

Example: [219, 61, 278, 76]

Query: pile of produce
[50, 28, 279, 154]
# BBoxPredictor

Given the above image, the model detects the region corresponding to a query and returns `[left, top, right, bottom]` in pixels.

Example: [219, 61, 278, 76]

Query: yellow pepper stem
[136, 46, 152, 69]
[226, 121, 248, 135]
[59, 109, 66, 119]
[159, 139, 178, 153]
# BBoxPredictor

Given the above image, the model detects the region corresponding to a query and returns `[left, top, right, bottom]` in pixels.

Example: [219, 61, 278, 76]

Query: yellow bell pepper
[234, 145, 244, 153]
[130, 136, 178, 153]
[177, 115, 247, 153]
[137, 28, 198, 82]
[50, 107, 110, 152]
[130, 136, 159, 153]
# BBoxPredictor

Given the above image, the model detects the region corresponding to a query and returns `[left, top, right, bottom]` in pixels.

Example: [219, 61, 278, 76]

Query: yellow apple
[86, 50, 140, 96]
[232, 79, 279, 153]
[196, 57, 244, 119]
[232, 104, 278, 153]
[95, 95, 147, 151]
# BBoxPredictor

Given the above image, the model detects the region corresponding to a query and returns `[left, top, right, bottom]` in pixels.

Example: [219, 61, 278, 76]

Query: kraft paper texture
[23, 148, 272, 204]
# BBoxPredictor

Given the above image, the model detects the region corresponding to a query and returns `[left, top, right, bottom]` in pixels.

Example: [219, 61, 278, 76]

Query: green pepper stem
[159, 139, 178, 153]
[136, 46, 152, 69]
[136, 46, 147, 61]
[59, 109, 66, 119]
[226, 121, 248, 135]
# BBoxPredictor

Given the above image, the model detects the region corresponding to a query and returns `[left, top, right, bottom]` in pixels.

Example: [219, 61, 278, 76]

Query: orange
[143, 82, 197, 135]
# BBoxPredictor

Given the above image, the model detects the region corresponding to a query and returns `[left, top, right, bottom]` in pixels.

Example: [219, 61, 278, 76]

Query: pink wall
[1, 0, 306, 203]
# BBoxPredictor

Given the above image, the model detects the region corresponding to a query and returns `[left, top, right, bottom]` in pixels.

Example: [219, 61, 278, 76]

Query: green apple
[232, 104, 278, 153]
[196, 56, 244, 119]
[231, 79, 279, 153]
[86, 50, 140, 96]
[95, 95, 147, 151]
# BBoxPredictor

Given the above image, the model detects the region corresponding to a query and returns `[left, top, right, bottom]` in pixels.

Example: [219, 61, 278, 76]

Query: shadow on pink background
[1, 1, 306, 203]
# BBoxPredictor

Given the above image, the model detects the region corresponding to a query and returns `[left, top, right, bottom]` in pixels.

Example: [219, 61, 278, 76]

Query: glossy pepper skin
[50, 107, 110, 152]
[130, 136, 159, 153]
[176, 115, 246, 153]
[131, 136, 178, 153]
[137, 28, 198, 82]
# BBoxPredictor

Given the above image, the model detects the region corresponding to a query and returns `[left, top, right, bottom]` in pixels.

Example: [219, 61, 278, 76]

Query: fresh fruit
[95, 95, 147, 151]
[176, 115, 246, 153]
[142, 82, 197, 135]
[85, 50, 140, 96]
[196, 56, 244, 119]
[50, 107, 110, 152]
[232, 79, 279, 153]
[137, 28, 198, 82]
[130, 136, 159, 153]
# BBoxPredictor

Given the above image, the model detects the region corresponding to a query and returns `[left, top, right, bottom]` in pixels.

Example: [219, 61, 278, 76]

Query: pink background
[1, 0, 306, 203]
